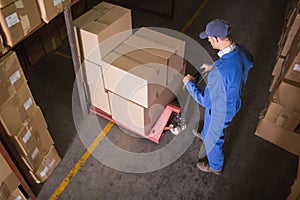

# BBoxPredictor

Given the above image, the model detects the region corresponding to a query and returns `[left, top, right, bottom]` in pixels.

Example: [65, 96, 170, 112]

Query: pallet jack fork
[90, 104, 181, 144]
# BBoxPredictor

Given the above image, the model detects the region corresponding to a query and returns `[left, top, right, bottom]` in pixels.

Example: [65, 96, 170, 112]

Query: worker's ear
[214, 36, 219, 43]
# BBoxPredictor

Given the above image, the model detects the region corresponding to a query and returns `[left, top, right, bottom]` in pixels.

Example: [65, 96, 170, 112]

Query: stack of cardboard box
[0, 51, 61, 183]
[36, 0, 71, 23]
[0, 153, 26, 200]
[0, 0, 41, 47]
[255, 0, 300, 155]
[75, 1, 186, 136]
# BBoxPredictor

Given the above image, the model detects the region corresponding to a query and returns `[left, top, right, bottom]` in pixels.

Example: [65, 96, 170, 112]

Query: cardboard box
[0, 154, 12, 182]
[0, 51, 27, 106]
[18, 107, 54, 170]
[273, 82, 300, 112]
[0, 173, 19, 200]
[269, 57, 284, 92]
[0, 0, 41, 47]
[0, 0, 16, 8]
[0, 33, 5, 54]
[30, 145, 61, 183]
[114, 42, 184, 85]
[280, 13, 300, 57]
[255, 118, 300, 155]
[109, 87, 176, 135]
[86, 85, 111, 115]
[76, 2, 132, 62]
[0, 83, 37, 136]
[37, 0, 71, 23]
[23, 33, 46, 66]
[8, 188, 26, 200]
[41, 28, 62, 54]
[82, 59, 111, 114]
[134, 27, 186, 58]
[264, 102, 300, 131]
[285, 51, 300, 84]
[101, 51, 166, 108]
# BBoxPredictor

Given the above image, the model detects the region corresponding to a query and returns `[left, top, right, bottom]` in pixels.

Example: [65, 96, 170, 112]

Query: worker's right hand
[183, 74, 194, 85]
[200, 63, 213, 73]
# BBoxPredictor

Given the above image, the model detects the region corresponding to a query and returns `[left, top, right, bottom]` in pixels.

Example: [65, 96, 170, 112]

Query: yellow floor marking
[55, 51, 72, 59]
[49, 122, 114, 200]
[180, 0, 208, 33]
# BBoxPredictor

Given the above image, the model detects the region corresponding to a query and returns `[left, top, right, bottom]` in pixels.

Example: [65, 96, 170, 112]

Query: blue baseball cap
[199, 19, 231, 39]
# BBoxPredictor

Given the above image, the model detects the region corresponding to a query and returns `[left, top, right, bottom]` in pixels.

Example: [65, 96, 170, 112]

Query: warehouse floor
[25, 0, 299, 199]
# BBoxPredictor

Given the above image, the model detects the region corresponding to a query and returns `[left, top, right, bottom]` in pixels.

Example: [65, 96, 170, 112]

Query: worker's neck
[219, 40, 233, 51]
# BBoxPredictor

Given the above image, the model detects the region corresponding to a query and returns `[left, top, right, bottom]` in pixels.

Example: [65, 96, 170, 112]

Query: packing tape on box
[14, 0, 24, 8]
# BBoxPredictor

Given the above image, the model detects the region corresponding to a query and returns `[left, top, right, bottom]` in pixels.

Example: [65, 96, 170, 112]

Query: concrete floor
[25, 0, 299, 199]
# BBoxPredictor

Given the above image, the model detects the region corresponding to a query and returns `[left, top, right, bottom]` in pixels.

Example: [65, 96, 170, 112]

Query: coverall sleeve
[185, 80, 211, 108]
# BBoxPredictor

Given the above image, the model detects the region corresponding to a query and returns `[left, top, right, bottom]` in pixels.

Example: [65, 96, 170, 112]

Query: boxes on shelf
[109, 87, 176, 135]
[29, 145, 61, 183]
[36, 0, 71, 23]
[273, 81, 300, 112]
[16, 107, 54, 171]
[0, 173, 21, 200]
[100, 51, 166, 108]
[255, 118, 300, 155]
[0, 51, 27, 106]
[0, 83, 37, 137]
[74, 1, 132, 62]
[23, 33, 46, 66]
[0, 0, 42, 47]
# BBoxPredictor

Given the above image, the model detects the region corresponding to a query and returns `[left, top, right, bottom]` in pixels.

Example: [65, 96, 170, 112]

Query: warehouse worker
[183, 19, 253, 175]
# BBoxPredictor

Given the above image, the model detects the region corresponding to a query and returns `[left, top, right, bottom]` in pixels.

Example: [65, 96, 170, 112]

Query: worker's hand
[183, 74, 194, 85]
[200, 63, 213, 73]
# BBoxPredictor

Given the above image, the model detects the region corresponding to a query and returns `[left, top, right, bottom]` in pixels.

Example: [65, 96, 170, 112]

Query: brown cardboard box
[76, 2, 132, 62]
[23, 33, 46, 66]
[8, 188, 26, 200]
[289, 177, 300, 200]
[109, 87, 176, 135]
[30, 145, 61, 183]
[0, 173, 19, 200]
[269, 57, 284, 92]
[285, 51, 300, 84]
[0, 83, 37, 136]
[101, 51, 166, 108]
[134, 27, 185, 58]
[0, 51, 27, 105]
[255, 118, 300, 155]
[41, 28, 62, 54]
[280, 13, 300, 57]
[0, 33, 5, 54]
[0, 0, 41, 47]
[0, 0, 16, 8]
[0, 154, 12, 182]
[37, 0, 71, 23]
[265, 102, 300, 131]
[18, 107, 54, 171]
[273, 82, 300, 112]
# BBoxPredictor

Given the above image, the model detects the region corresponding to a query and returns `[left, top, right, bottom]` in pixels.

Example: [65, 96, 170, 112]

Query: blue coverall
[186, 44, 253, 170]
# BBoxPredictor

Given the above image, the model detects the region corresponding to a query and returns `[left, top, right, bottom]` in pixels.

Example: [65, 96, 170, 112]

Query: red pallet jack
[89, 103, 183, 143]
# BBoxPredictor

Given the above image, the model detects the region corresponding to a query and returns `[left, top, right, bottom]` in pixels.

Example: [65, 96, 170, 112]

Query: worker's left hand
[183, 74, 194, 85]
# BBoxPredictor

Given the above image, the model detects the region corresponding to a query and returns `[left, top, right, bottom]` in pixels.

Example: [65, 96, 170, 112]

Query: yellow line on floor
[180, 0, 208, 33]
[49, 121, 114, 200]
[55, 51, 72, 59]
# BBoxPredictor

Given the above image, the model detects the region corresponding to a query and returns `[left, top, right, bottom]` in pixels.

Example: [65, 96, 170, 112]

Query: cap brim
[199, 31, 208, 39]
